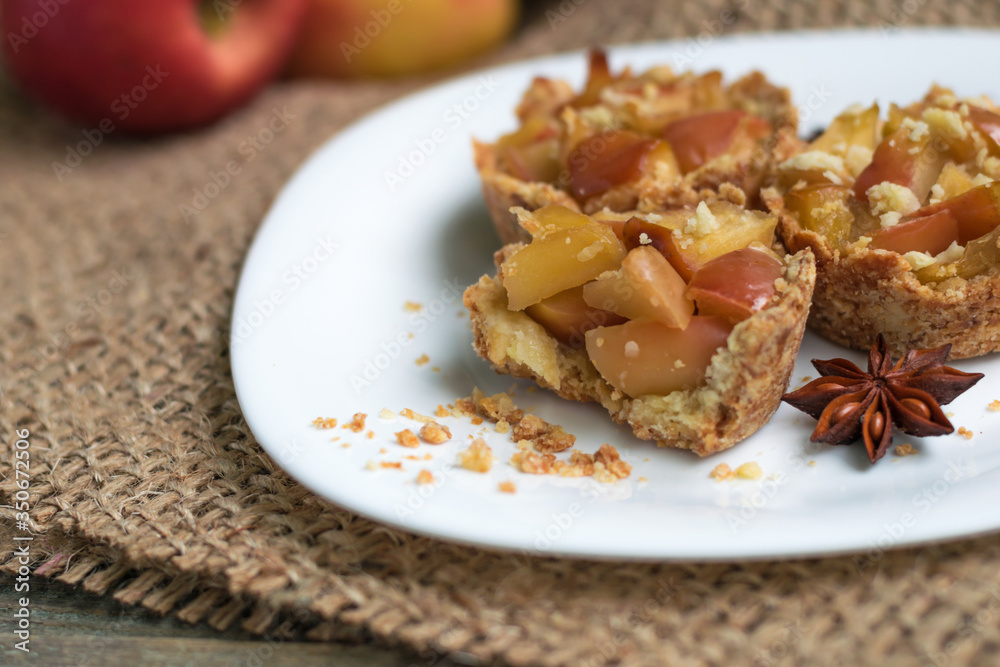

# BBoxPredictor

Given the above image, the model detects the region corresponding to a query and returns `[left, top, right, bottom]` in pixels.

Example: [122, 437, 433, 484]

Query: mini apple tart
[462, 202, 816, 456]
[763, 86, 1000, 358]
[474, 49, 800, 244]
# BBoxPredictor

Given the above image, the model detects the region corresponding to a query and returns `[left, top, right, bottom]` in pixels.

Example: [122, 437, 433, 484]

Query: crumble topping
[458, 438, 496, 472]
[989, 400, 1000, 411]
[894, 443, 917, 457]
[735, 462, 763, 480]
[498, 481, 517, 493]
[379, 408, 396, 420]
[419, 421, 452, 444]
[709, 463, 734, 481]
[344, 413, 367, 432]
[415, 354, 430, 366]
[395, 429, 420, 448]
[957, 427, 974, 440]
[684, 201, 720, 237]
[312, 417, 338, 429]
[416, 469, 436, 485]
[404, 301, 423, 312]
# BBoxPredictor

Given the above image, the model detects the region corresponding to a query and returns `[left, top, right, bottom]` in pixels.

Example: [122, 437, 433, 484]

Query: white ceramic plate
[232, 29, 1000, 561]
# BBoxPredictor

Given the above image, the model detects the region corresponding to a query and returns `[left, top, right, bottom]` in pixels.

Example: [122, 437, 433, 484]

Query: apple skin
[289, 0, 518, 78]
[0, 0, 307, 134]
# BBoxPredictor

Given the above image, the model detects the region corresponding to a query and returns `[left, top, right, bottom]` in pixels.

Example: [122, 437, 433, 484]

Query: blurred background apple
[289, 0, 519, 78]
[0, 0, 521, 134]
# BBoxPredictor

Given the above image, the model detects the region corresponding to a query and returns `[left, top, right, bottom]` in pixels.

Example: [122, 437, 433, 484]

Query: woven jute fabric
[4, 1, 1000, 665]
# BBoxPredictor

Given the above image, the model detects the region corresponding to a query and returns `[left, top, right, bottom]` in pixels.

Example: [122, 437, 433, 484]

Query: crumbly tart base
[763, 188, 1000, 360]
[462, 250, 816, 456]
[474, 71, 803, 246]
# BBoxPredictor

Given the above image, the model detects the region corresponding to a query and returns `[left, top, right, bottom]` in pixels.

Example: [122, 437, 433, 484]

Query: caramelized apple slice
[967, 106, 1000, 153]
[502, 222, 626, 310]
[585, 317, 733, 397]
[525, 286, 626, 348]
[870, 210, 960, 256]
[568, 130, 657, 199]
[853, 125, 947, 203]
[518, 205, 593, 239]
[904, 181, 1000, 244]
[582, 247, 694, 328]
[934, 163, 976, 201]
[622, 204, 777, 281]
[571, 50, 615, 108]
[810, 103, 880, 154]
[956, 225, 1000, 279]
[621, 214, 696, 279]
[783, 184, 853, 247]
[496, 116, 561, 182]
[663, 110, 770, 173]
[685, 248, 783, 324]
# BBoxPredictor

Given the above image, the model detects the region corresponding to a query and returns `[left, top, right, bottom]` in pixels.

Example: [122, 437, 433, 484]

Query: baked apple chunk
[474, 49, 801, 245]
[463, 203, 816, 456]
[764, 87, 1000, 358]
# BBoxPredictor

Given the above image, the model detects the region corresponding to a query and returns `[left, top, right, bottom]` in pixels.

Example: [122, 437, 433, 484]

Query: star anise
[782, 335, 984, 463]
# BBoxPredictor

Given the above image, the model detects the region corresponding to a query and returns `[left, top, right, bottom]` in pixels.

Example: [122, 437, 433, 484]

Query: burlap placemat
[4, 1, 1000, 664]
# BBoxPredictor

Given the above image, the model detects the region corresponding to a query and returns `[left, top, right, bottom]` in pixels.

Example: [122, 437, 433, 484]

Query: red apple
[900, 181, 1000, 245]
[525, 286, 625, 349]
[0, 0, 307, 133]
[663, 110, 771, 174]
[853, 125, 946, 203]
[869, 210, 959, 256]
[685, 248, 783, 324]
[568, 130, 657, 200]
[585, 317, 733, 397]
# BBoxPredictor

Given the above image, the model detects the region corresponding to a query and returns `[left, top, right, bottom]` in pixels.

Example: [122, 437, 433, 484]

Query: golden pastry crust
[475, 60, 802, 245]
[764, 187, 1000, 359]
[462, 249, 816, 456]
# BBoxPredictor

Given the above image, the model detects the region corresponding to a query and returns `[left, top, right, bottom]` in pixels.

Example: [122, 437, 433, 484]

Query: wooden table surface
[0, 574, 461, 667]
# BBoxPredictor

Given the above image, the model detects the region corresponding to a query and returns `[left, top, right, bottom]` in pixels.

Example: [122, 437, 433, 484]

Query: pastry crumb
[366, 430, 375, 439]
[395, 429, 420, 448]
[419, 421, 452, 444]
[381, 461, 403, 470]
[471, 416, 484, 425]
[379, 448, 387, 454]
[495, 419, 510, 434]
[957, 427, 974, 440]
[344, 413, 367, 432]
[431, 366, 441, 373]
[404, 301, 423, 312]
[400, 408, 434, 423]
[379, 408, 396, 420]
[416, 469, 435, 485]
[735, 462, 762, 480]
[458, 438, 495, 472]
[895, 443, 917, 457]
[638, 476, 648, 483]
[312, 417, 338, 429]
[498, 480, 517, 493]
[710, 463, 734, 481]
[341, 442, 350, 448]
[989, 400, 1000, 412]
[415, 354, 430, 366]
[800, 376, 813, 383]
[435, 404, 450, 418]
[365, 459, 378, 471]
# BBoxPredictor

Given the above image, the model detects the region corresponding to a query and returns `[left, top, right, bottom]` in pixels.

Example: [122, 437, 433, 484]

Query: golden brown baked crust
[462, 249, 816, 456]
[475, 68, 803, 246]
[764, 187, 1000, 359]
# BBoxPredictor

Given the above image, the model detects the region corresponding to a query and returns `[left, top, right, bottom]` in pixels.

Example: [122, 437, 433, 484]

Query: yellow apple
[289, 0, 518, 78]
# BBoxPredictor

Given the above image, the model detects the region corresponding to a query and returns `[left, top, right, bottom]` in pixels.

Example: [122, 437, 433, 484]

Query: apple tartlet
[764, 86, 1000, 358]
[462, 202, 816, 456]
[474, 50, 801, 245]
